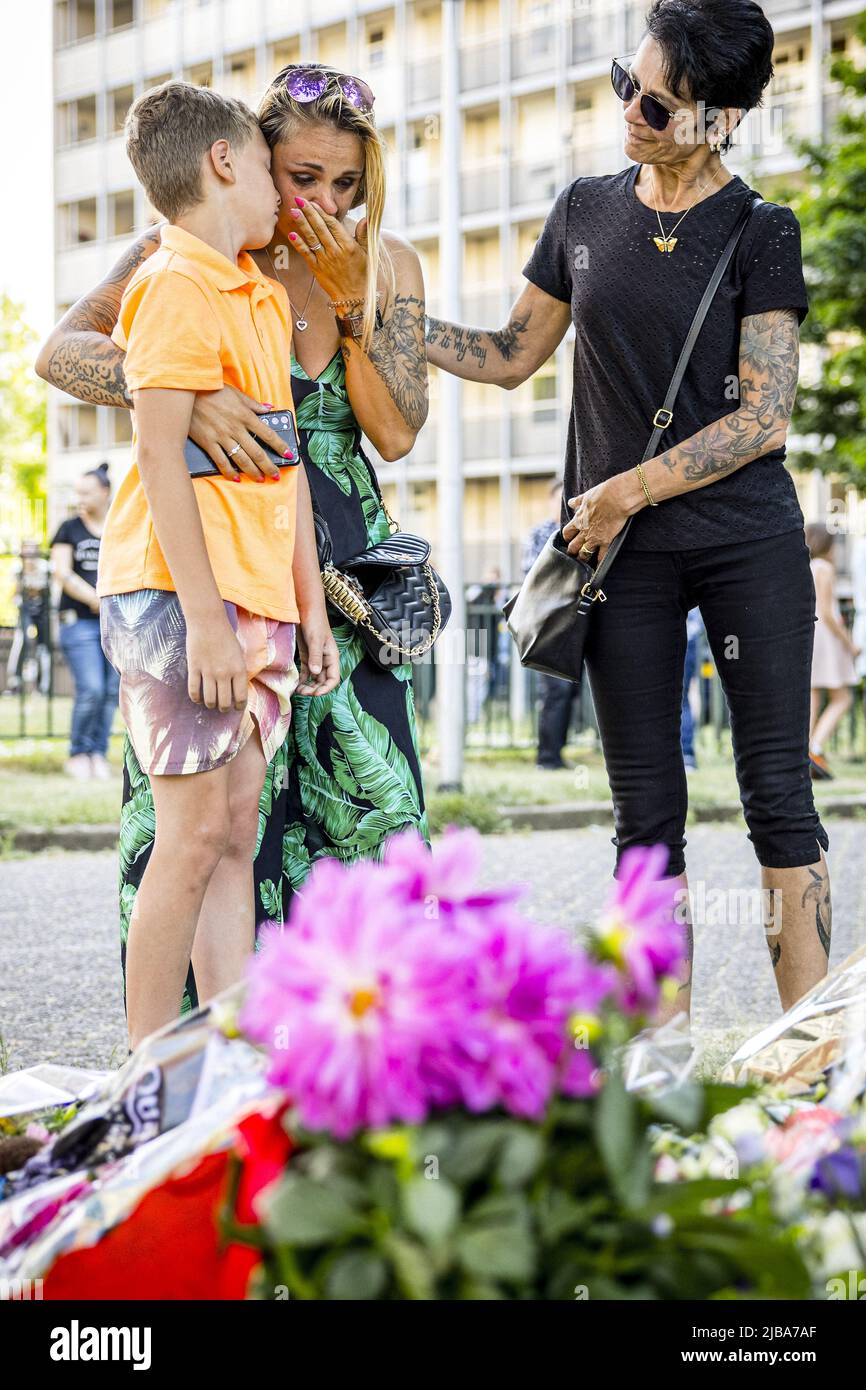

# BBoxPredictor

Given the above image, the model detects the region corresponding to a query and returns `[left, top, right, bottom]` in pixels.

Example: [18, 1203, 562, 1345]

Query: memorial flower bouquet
[224, 829, 809, 1300]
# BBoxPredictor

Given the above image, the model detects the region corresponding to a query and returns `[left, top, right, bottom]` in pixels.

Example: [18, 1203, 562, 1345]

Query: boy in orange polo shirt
[97, 81, 339, 1049]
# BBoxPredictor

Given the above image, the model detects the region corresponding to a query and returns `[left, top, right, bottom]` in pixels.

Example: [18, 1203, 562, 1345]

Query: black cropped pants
[583, 527, 829, 880]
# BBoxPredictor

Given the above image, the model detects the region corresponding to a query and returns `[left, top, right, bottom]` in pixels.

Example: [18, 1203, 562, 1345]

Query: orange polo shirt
[97, 224, 300, 623]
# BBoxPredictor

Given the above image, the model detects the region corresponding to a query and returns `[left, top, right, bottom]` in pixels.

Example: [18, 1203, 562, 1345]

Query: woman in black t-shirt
[51, 463, 119, 781]
[426, 0, 831, 1022]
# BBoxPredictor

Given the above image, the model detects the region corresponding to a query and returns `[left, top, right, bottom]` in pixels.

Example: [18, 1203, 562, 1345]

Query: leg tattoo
[802, 866, 831, 959]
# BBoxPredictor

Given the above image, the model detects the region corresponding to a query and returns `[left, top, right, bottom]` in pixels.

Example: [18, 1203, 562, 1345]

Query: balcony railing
[460, 290, 504, 328]
[459, 38, 500, 91]
[510, 158, 559, 206]
[511, 24, 562, 80]
[461, 160, 502, 215]
[510, 411, 560, 458]
[406, 180, 440, 224]
[463, 416, 503, 460]
[408, 56, 440, 106]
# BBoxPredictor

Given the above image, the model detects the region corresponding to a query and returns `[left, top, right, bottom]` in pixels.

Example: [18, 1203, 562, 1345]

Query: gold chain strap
[321, 561, 442, 658]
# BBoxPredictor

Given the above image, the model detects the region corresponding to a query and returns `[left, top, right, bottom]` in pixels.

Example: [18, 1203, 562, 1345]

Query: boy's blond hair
[125, 81, 260, 222]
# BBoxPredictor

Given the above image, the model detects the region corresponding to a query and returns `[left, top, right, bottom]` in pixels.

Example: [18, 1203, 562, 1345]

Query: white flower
[709, 1100, 769, 1147]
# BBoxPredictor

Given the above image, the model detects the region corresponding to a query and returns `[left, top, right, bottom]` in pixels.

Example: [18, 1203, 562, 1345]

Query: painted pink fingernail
[232, 474, 241, 482]
[295, 196, 305, 207]
[262, 402, 273, 409]
[288, 232, 298, 240]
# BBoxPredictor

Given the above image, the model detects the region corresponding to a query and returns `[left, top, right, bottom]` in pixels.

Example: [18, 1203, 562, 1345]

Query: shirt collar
[160, 224, 275, 297]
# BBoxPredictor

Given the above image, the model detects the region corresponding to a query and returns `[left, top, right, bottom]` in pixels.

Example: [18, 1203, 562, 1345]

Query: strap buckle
[653, 407, 674, 429]
[580, 582, 607, 603]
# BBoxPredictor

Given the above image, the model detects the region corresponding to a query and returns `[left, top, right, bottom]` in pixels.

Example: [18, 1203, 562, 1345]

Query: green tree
[790, 12, 866, 485]
[0, 292, 47, 542]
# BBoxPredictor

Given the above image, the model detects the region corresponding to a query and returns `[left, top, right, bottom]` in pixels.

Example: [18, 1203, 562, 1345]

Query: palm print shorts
[100, 589, 298, 776]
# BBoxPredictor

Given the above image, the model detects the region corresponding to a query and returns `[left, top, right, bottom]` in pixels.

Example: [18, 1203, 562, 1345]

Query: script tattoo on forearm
[366, 292, 429, 430]
[424, 311, 530, 375]
[43, 228, 161, 407]
[658, 309, 799, 484]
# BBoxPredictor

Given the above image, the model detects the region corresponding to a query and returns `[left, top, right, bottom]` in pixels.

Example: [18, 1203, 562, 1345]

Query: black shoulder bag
[503, 192, 761, 682]
[308, 442, 452, 671]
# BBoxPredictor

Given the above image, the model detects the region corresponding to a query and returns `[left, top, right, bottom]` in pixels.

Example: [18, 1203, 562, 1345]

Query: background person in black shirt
[426, 0, 831, 1022]
[51, 463, 119, 781]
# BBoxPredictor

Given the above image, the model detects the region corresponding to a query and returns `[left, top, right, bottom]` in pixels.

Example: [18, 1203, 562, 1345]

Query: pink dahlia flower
[240, 857, 471, 1139]
[424, 916, 614, 1119]
[593, 844, 685, 1010]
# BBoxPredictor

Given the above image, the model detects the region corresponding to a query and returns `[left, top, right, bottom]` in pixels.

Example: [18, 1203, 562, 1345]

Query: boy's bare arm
[36, 228, 162, 406]
[133, 388, 247, 711]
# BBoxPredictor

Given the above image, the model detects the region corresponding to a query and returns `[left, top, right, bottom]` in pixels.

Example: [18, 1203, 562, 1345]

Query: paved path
[2, 822, 864, 1074]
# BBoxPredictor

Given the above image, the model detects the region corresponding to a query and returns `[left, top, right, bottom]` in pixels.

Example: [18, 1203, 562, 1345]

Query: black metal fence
[2, 592, 864, 761]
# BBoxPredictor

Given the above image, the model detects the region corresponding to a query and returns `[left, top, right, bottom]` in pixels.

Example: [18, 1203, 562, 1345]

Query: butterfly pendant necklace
[650, 162, 724, 254]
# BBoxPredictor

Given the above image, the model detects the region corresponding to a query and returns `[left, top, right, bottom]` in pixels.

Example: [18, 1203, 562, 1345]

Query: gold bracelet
[328, 297, 365, 311]
[636, 462, 658, 507]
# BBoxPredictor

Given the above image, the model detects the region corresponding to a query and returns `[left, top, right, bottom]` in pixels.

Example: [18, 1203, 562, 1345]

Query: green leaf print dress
[117, 349, 431, 1014]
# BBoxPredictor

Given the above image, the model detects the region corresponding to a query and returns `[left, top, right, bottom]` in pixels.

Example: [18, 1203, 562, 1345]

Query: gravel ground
[1, 820, 864, 1075]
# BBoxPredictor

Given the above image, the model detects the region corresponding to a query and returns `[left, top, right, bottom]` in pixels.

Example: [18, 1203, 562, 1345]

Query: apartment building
[50, 0, 866, 577]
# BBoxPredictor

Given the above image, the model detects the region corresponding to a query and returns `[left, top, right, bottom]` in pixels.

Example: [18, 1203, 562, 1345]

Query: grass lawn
[2, 717, 864, 836]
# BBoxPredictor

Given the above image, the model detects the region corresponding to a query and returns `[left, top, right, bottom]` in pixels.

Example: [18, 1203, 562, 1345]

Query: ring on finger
[228, 443, 241, 457]
[308, 240, 324, 252]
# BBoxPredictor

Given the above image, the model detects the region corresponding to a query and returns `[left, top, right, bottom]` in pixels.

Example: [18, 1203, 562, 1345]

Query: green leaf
[456, 1194, 536, 1284]
[260, 1174, 363, 1247]
[324, 1250, 388, 1300]
[401, 1176, 461, 1246]
[444, 1120, 509, 1184]
[381, 1232, 436, 1300]
[496, 1125, 544, 1189]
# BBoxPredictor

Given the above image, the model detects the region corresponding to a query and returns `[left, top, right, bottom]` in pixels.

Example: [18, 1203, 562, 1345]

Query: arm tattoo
[46, 334, 131, 408]
[42, 227, 161, 405]
[425, 311, 530, 374]
[366, 292, 429, 431]
[657, 309, 799, 483]
[802, 865, 832, 959]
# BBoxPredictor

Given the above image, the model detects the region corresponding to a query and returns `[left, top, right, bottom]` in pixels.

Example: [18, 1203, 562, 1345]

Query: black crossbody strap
[585, 190, 762, 593]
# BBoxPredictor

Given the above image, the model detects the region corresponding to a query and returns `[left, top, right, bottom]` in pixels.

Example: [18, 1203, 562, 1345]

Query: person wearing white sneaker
[89, 753, 113, 781]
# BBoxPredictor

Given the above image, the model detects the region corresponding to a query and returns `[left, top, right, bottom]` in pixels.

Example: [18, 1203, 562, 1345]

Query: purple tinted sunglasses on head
[283, 65, 375, 114]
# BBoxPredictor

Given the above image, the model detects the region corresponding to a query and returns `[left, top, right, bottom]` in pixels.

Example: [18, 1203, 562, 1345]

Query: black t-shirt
[51, 516, 102, 619]
[522, 164, 809, 550]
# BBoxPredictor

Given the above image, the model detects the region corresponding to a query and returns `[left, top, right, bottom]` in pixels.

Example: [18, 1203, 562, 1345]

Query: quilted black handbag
[309, 455, 452, 671]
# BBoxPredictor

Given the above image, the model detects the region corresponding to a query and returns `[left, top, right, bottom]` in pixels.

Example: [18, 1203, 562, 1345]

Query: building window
[56, 95, 98, 146]
[57, 404, 99, 450]
[58, 198, 98, 248]
[111, 85, 134, 132]
[109, 191, 136, 238]
[56, 0, 97, 46]
[367, 26, 386, 67]
[145, 71, 172, 91]
[108, 0, 136, 31]
[113, 411, 133, 444]
[184, 62, 213, 88]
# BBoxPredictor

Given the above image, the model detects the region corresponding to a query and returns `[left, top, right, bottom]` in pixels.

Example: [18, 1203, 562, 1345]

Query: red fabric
[43, 1107, 293, 1301]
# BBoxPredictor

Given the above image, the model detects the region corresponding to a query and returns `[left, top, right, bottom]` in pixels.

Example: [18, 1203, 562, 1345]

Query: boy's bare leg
[191, 723, 268, 1005]
[655, 871, 693, 1026]
[761, 850, 831, 1011]
[126, 761, 232, 1049]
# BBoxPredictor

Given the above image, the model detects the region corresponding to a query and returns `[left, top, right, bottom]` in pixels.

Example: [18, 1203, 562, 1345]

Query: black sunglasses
[610, 58, 677, 132]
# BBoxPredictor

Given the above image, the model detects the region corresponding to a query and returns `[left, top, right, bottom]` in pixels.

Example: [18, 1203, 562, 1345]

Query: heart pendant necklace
[266, 247, 315, 330]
